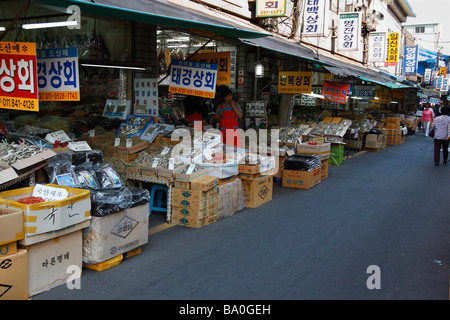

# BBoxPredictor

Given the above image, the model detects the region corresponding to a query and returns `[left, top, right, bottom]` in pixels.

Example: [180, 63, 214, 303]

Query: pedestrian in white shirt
[431, 105, 450, 166]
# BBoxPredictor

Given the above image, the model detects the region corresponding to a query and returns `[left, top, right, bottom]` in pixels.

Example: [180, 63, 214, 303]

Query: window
[415, 26, 425, 33]
[330, 0, 339, 13]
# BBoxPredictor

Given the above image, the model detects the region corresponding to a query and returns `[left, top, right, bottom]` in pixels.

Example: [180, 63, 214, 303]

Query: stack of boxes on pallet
[386, 117, 405, 146]
[171, 175, 219, 228]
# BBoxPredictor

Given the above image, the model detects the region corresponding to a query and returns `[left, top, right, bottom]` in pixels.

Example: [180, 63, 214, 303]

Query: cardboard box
[116, 140, 148, 155]
[296, 142, 331, 155]
[172, 187, 218, 203]
[282, 168, 321, 189]
[0, 206, 24, 246]
[242, 175, 273, 208]
[0, 184, 91, 240]
[190, 175, 219, 191]
[24, 230, 82, 297]
[173, 167, 208, 182]
[172, 213, 218, 228]
[0, 165, 19, 185]
[19, 220, 90, 246]
[365, 134, 383, 149]
[172, 205, 218, 220]
[320, 159, 328, 180]
[10, 149, 56, 172]
[82, 203, 149, 264]
[174, 180, 190, 189]
[0, 249, 28, 300]
[0, 241, 17, 257]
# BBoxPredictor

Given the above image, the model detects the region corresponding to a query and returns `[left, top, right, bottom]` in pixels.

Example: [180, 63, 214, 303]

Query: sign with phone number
[0, 41, 39, 111]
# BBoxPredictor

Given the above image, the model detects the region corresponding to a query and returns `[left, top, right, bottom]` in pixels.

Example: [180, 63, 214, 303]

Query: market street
[34, 133, 450, 300]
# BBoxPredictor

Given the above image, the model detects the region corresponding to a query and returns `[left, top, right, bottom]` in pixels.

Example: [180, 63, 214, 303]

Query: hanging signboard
[302, 0, 326, 36]
[371, 89, 391, 104]
[338, 12, 361, 51]
[37, 47, 79, 101]
[442, 76, 449, 92]
[402, 45, 418, 76]
[385, 33, 399, 66]
[168, 59, 218, 99]
[188, 51, 231, 85]
[255, 0, 286, 17]
[353, 85, 375, 101]
[322, 80, 349, 104]
[0, 41, 38, 111]
[368, 32, 386, 63]
[439, 67, 447, 77]
[424, 68, 432, 84]
[278, 71, 312, 94]
[436, 76, 443, 90]
[134, 78, 158, 116]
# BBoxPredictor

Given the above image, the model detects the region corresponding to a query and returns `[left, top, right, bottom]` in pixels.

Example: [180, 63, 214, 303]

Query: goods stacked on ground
[0, 110, 419, 299]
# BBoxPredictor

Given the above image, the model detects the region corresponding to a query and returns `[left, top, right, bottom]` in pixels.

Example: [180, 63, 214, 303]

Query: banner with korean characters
[169, 59, 218, 99]
[385, 33, 399, 66]
[302, 0, 326, 36]
[188, 51, 231, 85]
[371, 89, 391, 104]
[133, 78, 158, 116]
[278, 71, 312, 94]
[0, 41, 38, 111]
[353, 85, 375, 101]
[338, 12, 361, 51]
[37, 47, 79, 101]
[322, 80, 349, 104]
[368, 32, 386, 63]
[256, 0, 286, 18]
[402, 46, 418, 76]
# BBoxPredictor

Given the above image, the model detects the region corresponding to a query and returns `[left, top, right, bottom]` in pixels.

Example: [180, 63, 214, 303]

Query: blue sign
[403, 46, 418, 75]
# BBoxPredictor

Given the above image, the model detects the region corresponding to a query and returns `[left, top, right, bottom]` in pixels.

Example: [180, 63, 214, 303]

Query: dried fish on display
[0, 141, 45, 165]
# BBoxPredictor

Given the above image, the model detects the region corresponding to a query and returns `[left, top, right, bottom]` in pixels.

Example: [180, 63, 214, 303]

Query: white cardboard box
[23, 230, 83, 297]
[82, 203, 149, 264]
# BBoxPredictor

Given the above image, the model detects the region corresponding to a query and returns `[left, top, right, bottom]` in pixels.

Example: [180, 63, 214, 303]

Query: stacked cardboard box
[0, 184, 91, 297]
[240, 174, 273, 208]
[329, 144, 344, 166]
[365, 133, 384, 150]
[282, 167, 321, 189]
[0, 206, 27, 300]
[171, 183, 219, 228]
[297, 142, 331, 160]
[216, 178, 245, 219]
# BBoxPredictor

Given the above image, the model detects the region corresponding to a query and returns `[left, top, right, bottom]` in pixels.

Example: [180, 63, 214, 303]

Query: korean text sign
[371, 89, 391, 104]
[338, 13, 361, 51]
[353, 85, 375, 101]
[188, 52, 231, 85]
[278, 71, 312, 94]
[169, 59, 218, 98]
[37, 47, 79, 101]
[256, 0, 286, 17]
[322, 80, 349, 104]
[385, 33, 399, 66]
[0, 41, 38, 111]
[302, 0, 325, 36]
[134, 78, 158, 116]
[402, 46, 418, 75]
[368, 32, 386, 63]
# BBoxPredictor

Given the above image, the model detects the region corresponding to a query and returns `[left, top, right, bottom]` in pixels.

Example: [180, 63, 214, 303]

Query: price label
[152, 158, 160, 168]
[69, 141, 92, 151]
[168, 158, 174, 170]
[45, 130, 71, 144]
[185, 164, 196, 175]
[32, 184, 69, 202]
[114, 138, 120, 147]
[161, 147, 171, 155]
[126, 138, 132, 148]
[89, 130, 95, 137]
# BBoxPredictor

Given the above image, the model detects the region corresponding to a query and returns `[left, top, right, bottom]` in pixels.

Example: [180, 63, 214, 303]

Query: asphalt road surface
[34, 132, 450, 302]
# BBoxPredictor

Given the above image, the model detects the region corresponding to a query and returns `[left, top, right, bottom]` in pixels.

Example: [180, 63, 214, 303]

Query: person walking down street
[431, 105, 450, 166]
[422, 103, 434, 137]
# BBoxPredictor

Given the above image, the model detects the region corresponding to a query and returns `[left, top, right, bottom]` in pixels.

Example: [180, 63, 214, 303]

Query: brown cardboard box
[172, 187, 218, 203]
[0, 249, 28, 300]
[172, 213, 218, 228]
[23, 230, 82, 297]
[282, 168, 321, 189]
[0, 207, 24, 246]
[116, 140, 148, 155]
[190, 175, 219, 191]
[242, 175, 273, 208]
[0, 241, 17, 258]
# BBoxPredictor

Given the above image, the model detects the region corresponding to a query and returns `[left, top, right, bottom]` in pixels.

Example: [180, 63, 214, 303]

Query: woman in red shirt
[422, 103, 434, 137]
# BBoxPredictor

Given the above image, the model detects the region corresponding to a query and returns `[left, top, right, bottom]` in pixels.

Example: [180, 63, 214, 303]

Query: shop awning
[36, 0, 271, 39]
[240, 36, 337, 67]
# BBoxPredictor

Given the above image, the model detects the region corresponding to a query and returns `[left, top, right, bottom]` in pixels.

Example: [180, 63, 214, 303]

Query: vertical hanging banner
[368, 32, 386, 63]
[302, 0, 326, 36]
[0, 42, 38, 111]
[278, 71, 312, 93]
[338, 12, 361, 51]
[385, 33, 399, 66]
[188, 51, 231, 85]
[169, 59, 218, 98]
[37, 47, 79, 101]
[322, 80, 349, 104]
[424, 68, 432, 84]
[255, 0, 286, 17]
[402, 46, 418, 75]
[134, 78, 158, 116]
